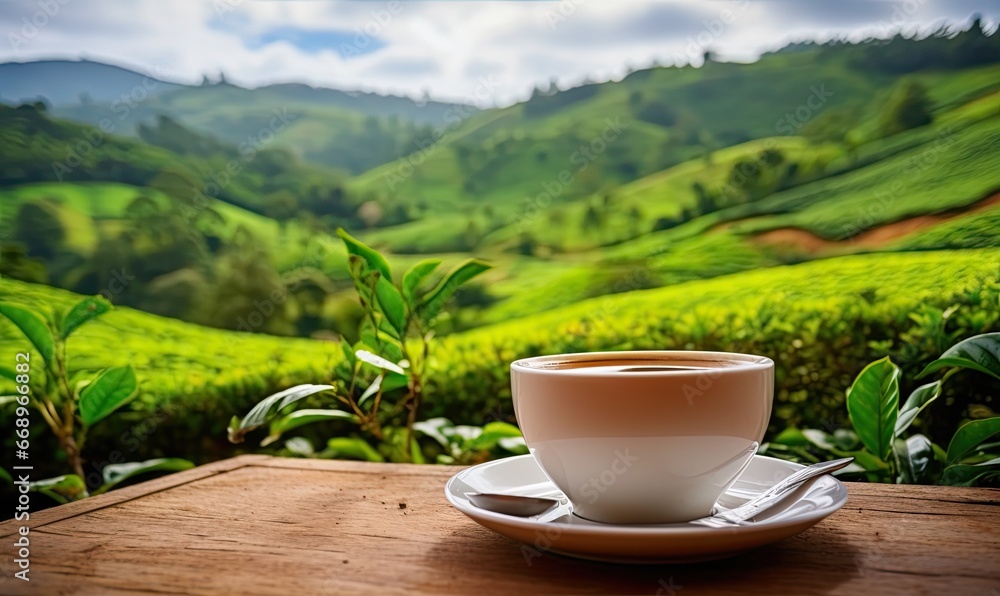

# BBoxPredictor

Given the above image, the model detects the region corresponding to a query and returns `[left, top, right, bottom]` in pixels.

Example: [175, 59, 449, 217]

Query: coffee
[516, 356, 752, 371]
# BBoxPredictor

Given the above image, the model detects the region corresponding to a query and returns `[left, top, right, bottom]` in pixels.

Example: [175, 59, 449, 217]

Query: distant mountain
[0, 59, 469, 122]
[0, 59, 181, 105]
[0, 59, 478, 174]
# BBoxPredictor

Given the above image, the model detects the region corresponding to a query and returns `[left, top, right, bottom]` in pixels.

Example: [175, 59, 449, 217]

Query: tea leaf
[327, 437, 384, 462]
[402, 259, 441, 303]
[941, 457, 1000, 486]
[0, 302, 55, 365]
[61, 296, 112, 339]
[263, 409, 357, 446]
[228, 384, 334, 443]
[355, 350, 406, 375]
[358, 374, 383, 406]
[79, 366, 138, 427]
[30, 474, 88, 503]
[895, 381, 941, 435]
[337, 228, 391, 280]
[413, 417, 454, 448]
[418, 259, 491, 321]
[946, 418, 1000, 464]
[846, 356, 899, 461]
[374, 277, 407, 335]
[918, 332, 1000, 381]
[95, 458, 194, 494]
[895, 434, 933, 484]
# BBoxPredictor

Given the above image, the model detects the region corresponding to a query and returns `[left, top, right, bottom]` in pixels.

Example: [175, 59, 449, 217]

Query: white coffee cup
[510, 351, 774, 524]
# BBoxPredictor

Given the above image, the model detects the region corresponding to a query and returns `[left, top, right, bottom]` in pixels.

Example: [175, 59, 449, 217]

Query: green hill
[348, 29, 1000, 241]
[2, 59, 476, 175]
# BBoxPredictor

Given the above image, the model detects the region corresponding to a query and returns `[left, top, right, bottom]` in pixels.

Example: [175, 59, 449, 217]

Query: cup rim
[510, 350, 773, 376]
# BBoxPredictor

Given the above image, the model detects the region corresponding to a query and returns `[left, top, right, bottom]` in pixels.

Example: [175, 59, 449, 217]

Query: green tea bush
[2, 249, 997, 464]
[425, 249, 1000, 444]
[0, 279, 342, 468]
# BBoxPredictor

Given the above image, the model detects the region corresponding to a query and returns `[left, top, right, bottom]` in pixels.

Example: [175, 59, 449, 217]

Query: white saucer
[445, 454, 848, 564]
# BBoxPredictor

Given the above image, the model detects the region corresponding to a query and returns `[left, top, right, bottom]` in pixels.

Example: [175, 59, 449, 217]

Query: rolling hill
[348, 29, 1000, 238]
[0, 59, 477, 174]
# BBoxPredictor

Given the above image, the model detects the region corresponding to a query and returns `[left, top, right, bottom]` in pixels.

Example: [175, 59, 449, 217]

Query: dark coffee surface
[522, 357, 745, 371]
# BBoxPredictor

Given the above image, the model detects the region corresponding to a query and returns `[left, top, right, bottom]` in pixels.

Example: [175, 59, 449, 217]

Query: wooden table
[2, 455, 999, 595]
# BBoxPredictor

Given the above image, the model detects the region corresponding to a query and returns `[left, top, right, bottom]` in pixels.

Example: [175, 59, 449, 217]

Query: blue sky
[1, 0, 998, 105]
[247, 26, 387, 56]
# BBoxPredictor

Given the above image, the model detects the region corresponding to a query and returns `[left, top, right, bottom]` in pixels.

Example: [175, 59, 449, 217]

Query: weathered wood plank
[2, 457, 998, 595]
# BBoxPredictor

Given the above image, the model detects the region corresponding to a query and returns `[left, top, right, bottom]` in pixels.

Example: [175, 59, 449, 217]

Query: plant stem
[55, 341, 85, 480]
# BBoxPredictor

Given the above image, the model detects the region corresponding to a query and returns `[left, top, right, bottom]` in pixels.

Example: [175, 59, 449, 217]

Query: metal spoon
[466, 493, 563, 517]
[466, 457, 854, 523]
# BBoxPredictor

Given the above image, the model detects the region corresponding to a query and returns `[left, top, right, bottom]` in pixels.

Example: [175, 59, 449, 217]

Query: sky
[1, 0, 998, 106]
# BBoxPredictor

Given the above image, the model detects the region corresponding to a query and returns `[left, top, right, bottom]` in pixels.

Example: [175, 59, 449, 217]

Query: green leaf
[381, 371, 409, 393]
[0, 365, 18, 382]
[340, 341, 356, 366]
[918, 332, 1000, 381]
[337, 228, 391, 281]
[931, 441, 948, 463]
[466, 422, 523, 451]
[402, 259, 441, 303]
[831, 429, 860, 451]
[895, 381, 941, 436]
[327, 437, 385, 462]
[771, 427, 809, 446]
[413, 417, 455, 449]
[845, 449, 890, 473]
[895, 434, 933, 484]
[946, 418, 1000, 464]
[228, 384, 334, 443]
[285, 437, 314, 456]
[0, 302, 55, 365]
[0, 467, 11, 483]
[801, 429, 836, 451]
[410, 437, 426, 464]
[846, 356, 900, 461]
[61, 296, 112, 339]
[262, 409, 358, 447]
[355, 349, 406, 375]
[94, 458, 194, 495]
[374, 277, 407, 335]
[30, 474, 88, 504]
[941, 457, 1000, 486]
[498, 436, 529, 454]
[79, 366, 138, 427]
[358, 374, 383, 407]
[418, 259, 491, 321]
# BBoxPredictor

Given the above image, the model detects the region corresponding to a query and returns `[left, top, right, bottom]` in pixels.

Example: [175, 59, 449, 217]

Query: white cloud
[1, 0, 996, 106]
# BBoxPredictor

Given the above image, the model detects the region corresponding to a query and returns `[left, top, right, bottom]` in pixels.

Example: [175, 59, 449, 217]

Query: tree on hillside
[0, 243, 48, 284]
[582, 203, 603, 231]
[202, 227, 290, 333]
[14, 200, 65, 260]
[627, 205, 644, 236]
[516, 232, 537, 257]
[264, 189, 299, 221]
[879, 81, 934, 137]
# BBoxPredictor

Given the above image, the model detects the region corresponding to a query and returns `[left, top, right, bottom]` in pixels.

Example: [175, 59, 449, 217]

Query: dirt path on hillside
[752, 192, 1000, 254]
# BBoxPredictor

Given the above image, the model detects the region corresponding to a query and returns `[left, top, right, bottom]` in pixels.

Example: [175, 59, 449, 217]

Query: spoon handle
[712, 457, 854, 524]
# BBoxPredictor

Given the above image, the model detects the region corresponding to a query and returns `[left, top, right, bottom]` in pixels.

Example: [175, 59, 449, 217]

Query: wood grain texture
[2, 456, 998, 595]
